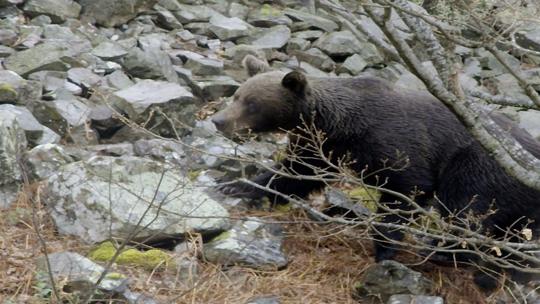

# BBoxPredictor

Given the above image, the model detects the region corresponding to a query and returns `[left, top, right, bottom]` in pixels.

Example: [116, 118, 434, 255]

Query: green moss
[274, 202, 293, 212]
[210, 230, 231, 242]
[187, 169, 202, 181]
[346, 187, 381, 212]
[260, 4, 282, 17]
[88, 241, 171, 270]
[105, 272, 126, 280]
[0, 83, 18, 101]
[272, 148, 288, 163]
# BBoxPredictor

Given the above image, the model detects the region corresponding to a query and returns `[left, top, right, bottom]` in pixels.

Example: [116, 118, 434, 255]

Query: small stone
[338, 54, 368, 75]
[292, 48, 335, 72]
[134, 138, 185, 165]
[29, 14, 52, 26]
[25, 143, 74, 180]
[283, 8, 338, 32]
[67, 68, 103, 88]
[104, 70, 134, 90]
[0, 45, 14, 57]
[292, 30, 324, 41]
[286, 38, 310, 53]
[78, 0, 158, 27]
[247, 4, 292, 27]
[92, 41, 128, 60]
[194, 75, 240, 101]
[0, 29, 17, 46]
[155, 4, 182, 30]
[122, 47, 179, 82]
[387, 294, 444, 304]
[176, 29, 196, 41]
[23, 0, 81, 23]
[86, 143, 135, 157]
[246, 296, 281, 304]
[228, 2, 249, 20]
[313, 30, 364, 57]
[209, 14, 252, 41]
[184, 57, 224, 76]
[172, 4, 217, 24]
[244, 25, 291, 49]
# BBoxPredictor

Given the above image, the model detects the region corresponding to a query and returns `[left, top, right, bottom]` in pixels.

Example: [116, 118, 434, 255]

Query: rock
[67, 68, 103, 89]
[35, 251, 156, 302]
[113, 79, 196, 137]
[223, 44, 268, 64]
[387, 294, 444, 304]
[0, 29, 17, 46]
[78, 0, 158, 27]
[338, 54, 368, 75]
[25, 144, 74, 180]
[519, 110, 540, 140]
[43, 24, 80, 41]
[247, 4, 292, 27]
[0, 72, 41, 105]
[122, 47, 179, 82]
[105, 70, 134, 90]
[194, 75, 240, 101]
[0, 104, 60, 147]
[184, 22, 213, 36]
[0, 112, 26, 185]
[43, 156, 230, 244]
[298, 61, 328, 77]
[324, 188, 371, 218]
[313, 30, 365, 58]
[478, 49, 521, 78]
[516, 28, 540, 52]
[243, 25, 291, 49]
[86, 143, 135, 157]
[172, 4, 217, 23]
[134, 138, 186, 165]
[23, 0, 81, 23]
[203, 217, 288, 270]
[283, 8, 338, 32]
[4, 41, 91, 77]
[0, 45, 15, 57]
[29, 15, 52, 26]
[286, 38, 310, 53]
[209, 14, 252, 41]
[184, 56, 224, 76]
[292, 30, 324, 41]
[355, 260, 433, 301]
[292, 48, 335, 72]
[92, 41, 128, 60]
[154, 4, 182, 30]
[228, 3, 249, 20]
[246, 296, 281, 304]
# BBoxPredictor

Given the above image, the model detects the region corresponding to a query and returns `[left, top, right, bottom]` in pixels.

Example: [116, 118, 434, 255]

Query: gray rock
[172, 4, 217, 23]
[43, 24, 80, 41]
[184, 22, 213, 36]
[28, 71, 67, 93]
[209, 14, 252, 41]
[324, 188, 371, 217]
[43, 156, 231, 244]
[463, 57, 482, 78]
[4, 41, 91, 77]
[228, 3, 249, 20]
[194, 75, 240, 101]
[67, 68, 103, 88]
[286, 38, 310, 53]
[134, 138, 185, 165]
[86, 143, 135, 157]
[292, 30, 324, 41]
[204, 217, 288, 270]
[17, 25, 43, 49]
[313, 30, 365, 57]
[246, 296, 281, 304]
[78, 0, 158, 27]
[92, 41, 129, 60]
[0, 0, 23, 6]
[283, 8, 338, 32]
[516, 28, 540, 52]
[105, 70, 135, 90]
[0, 112, 26, 185]
[0, 104, 60, 147]
[478, 49, 521, 78]
[35, 252, 130, 297]
[154, 4, 182, 30]
[23, 0, 81, 23]
[292, 48, 335, 72]
[298, 61, 328, 77]
[387, 294, 444, 304]
[0, 45, 15, 57]
[184, 56, 224, 76]
[122, 47, 179, 82]
[0, 29, 17, 46]
[29, 15, 52, 26]
[338, 54, 368, 75]
[355, 260, 433, 301]
[25, 143, 74, 180]
[223, 44, 268, 64]
[113, 79, 196, 137]
[247, 4, 292, 27]
[244, 25, 291, 49]
[519, 110, 540, 140]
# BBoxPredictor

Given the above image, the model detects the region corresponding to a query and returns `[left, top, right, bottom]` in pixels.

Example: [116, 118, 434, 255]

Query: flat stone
[228, 2, 249, 19]
[387, 294, 444, 304]
[0, 104, 60, 146]
[122, 47, 179, 82]
[78, 0, 158, 27]
[25, 143, 74, 180]
[313, 30, 364, 57]
[184, 57, 224, 76]
[292, 30, 324, 41]
[286, 38, 310, 53]
[43, 156, 230, 244]
[204, 217, 287, 270]
[0, 112, 26, 185]
[247, 4, 292, 27]
[246, 25, 291, 49]
[209, 14, 252, 41]
[292, 48, 335, 72]
[67, 68, 103, 88]
[516, 28, 540, 52]
[0, 29, 17, 46]
[43, 24, 80, 40]
[283, 8, 338, 32]
[104, 70, 134, 90]
[4, 41, 90, 77]
[23, 0, 81, 23]
[338, 54, 368, 75]
[172, 4, 217, 23]
[91, 41, 128, 60]
[194, 75, 240, 101]
[154, 4, 183, 30]
[133, 138, 185, 165]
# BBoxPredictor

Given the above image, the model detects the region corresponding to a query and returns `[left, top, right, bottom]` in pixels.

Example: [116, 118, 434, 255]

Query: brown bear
[211, 55, 540, 290]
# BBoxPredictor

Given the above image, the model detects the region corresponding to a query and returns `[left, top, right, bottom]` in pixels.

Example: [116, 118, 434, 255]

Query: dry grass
[0, 186, 508, 304]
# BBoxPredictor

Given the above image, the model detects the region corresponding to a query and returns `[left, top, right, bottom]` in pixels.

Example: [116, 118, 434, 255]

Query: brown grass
[0, 186, 508, 304]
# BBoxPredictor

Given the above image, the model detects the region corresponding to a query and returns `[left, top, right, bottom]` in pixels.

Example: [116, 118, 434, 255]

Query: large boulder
[23, 0, 81, 23]
[43, 156, 230, 244]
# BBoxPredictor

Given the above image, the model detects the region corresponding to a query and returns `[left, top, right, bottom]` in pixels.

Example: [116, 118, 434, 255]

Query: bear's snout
[211, 114, 226, 131]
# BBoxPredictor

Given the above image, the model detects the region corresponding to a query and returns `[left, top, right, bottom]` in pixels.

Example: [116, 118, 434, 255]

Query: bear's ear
[242, 55, 271, 76]
[282, 71, 307, 95]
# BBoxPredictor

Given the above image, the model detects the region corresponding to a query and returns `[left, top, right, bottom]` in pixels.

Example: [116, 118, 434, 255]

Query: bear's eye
[246, 101, 257, 114]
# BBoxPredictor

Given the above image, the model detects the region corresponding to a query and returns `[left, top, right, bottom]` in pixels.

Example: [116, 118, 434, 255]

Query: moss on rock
[88, 241, 171, 270]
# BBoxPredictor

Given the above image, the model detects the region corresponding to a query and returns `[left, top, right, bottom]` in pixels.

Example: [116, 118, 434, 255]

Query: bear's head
[211, 55, 310, 137]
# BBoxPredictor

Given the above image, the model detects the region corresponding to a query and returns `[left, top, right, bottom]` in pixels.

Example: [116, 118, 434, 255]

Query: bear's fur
[211, 56, 540, 289]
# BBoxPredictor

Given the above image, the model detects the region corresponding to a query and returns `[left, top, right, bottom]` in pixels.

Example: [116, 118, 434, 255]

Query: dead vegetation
[1, 186, 499, 304]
